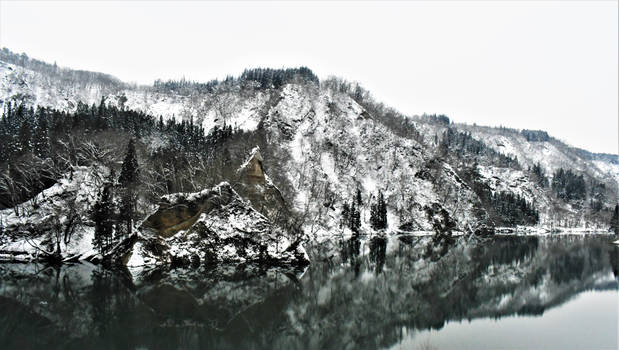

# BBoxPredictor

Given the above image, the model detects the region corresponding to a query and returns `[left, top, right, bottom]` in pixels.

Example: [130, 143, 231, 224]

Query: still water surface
[395, 290, 618, 350]
[1, 234, 617, 349]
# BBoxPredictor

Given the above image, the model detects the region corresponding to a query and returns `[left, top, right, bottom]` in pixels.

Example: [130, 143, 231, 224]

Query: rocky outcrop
[140, 184, 237, 238]
[130, 182, 309, 267]
[234, 147, 288, 220]
[0, 169, 308, 267]
[238, 146, 267, 185]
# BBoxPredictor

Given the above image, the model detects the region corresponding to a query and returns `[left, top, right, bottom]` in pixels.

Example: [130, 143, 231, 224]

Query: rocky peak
[237, 147, 266, 185]
[234, 146, 287, 221]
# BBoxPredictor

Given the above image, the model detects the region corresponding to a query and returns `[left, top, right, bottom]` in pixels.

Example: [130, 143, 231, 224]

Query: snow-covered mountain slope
[0, 60, 266, 131]
[0, 172, 309, 266]
[259, 83, 488, 236]
[0, 166, 100, 262]
[1, 53, 617, 236]
[0, 60, 126, 111]
[459, 124, 619, 185]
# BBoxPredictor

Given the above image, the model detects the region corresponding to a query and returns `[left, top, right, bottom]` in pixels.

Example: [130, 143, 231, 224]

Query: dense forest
[551, 168, 586, 201]
[439, 127, 519, 168]
[0, 99, 243, 211]
[153, 67, 319, 95]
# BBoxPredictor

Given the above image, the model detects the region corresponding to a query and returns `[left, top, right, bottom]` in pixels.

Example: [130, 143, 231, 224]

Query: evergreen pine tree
[378, 191, 387, 229]
[370, 200, 379, 230]
[92, 182, 115, 256]
[33, 116, 50, 159]
[371, 191, 388, 230]
[119, 139, 139, 186]
[348, 202, 361, 234]
[17, 119, 32, 155]
[118, 190, 135, 236]
[353, 205, 360, 234]
[341, 202, 350, 229]
[118, 139, 140, 235]
[356, 188, 362, 207]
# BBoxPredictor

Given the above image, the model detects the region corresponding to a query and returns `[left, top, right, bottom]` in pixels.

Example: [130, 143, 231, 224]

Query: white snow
[126, 241, 146, 267]
[0, 167, 103, 261]
[320, 152, 338, 183]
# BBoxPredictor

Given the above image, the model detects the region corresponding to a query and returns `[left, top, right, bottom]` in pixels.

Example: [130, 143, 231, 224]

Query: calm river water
[1, 234, 617, 350]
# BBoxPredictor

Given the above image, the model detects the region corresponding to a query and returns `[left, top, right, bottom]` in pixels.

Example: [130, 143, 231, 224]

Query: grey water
[1, 235, 617, 350]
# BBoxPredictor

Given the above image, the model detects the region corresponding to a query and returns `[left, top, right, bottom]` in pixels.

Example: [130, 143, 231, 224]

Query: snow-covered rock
[234, 146, 288, 220]
[131, 182, 309, 267]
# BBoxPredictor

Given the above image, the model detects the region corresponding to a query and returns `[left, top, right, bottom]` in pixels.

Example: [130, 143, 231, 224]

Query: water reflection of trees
[369, 236, 387, 274]
[288, 235, 618, 349]
[0, 235, 617, 350]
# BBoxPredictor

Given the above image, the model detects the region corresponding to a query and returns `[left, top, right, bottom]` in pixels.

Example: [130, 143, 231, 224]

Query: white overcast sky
[0, 1, 617, 154]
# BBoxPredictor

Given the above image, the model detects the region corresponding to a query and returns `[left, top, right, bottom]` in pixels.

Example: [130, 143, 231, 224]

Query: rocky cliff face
[238, 147, 267, 185]
[234, 146, 288, 222]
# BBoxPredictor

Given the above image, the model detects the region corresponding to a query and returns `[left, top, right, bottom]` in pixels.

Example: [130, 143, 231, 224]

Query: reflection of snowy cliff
[1, 235, 616, 349]
[294, 234, 619, 349]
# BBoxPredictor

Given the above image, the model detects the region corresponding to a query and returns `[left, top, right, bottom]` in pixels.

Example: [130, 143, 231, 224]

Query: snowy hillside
[0, 61, 125, 111]
[459, 124, 619, 185]
[1, 51, 617, 241]
[1, 60, 267, 132]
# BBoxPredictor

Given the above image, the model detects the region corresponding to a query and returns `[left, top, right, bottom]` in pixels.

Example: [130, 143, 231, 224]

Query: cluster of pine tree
[0, 103, 52, 161]
[341, 190, 390, 234]
[370, 191, 388, 231]
[419, 113, 450, 125]
[611, 204, 619, 234]
[490, 191, 539, 226]
[341, 190, 362, 234]
[153, 67, 319, 95]
[91, 139, 140, 257]
[551, 168, 586, 201]
[589, 181, 607, 212]
[153, 77, 232, 94]
[521, 129, 550, 142]
[439, 128, 519, 168]
[0, 104, 58, 209]
[0, 99, 240, 208]
[240, 67, 319, 89]
[529, 162, 549, 188]
[91, 171, 116, 257]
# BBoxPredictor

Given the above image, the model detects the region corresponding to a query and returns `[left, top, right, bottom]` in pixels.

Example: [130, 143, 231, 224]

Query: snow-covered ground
[0, 167, 101, 262]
